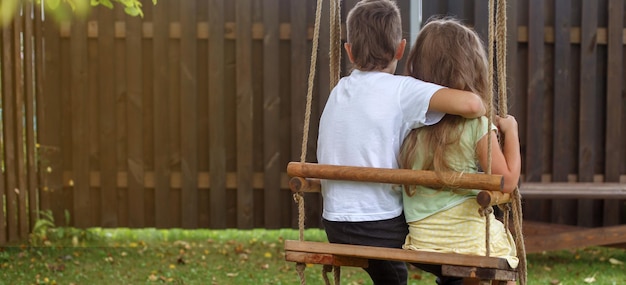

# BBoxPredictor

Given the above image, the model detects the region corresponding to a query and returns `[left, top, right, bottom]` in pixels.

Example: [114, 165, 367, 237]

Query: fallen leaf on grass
[583, 275, 596, 283]
[47, 263, 65, 272]
[235, 244, 251, 254]
[226, 272, 239, 277]
[609, 258, 623, 265]
[174, 240, 191, 250]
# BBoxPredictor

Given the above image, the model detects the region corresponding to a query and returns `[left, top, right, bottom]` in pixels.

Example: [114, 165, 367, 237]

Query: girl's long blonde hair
[400, 18, 490, 195]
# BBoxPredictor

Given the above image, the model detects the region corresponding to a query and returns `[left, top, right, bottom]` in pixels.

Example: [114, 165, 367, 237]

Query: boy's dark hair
[346, 0, 402, 71]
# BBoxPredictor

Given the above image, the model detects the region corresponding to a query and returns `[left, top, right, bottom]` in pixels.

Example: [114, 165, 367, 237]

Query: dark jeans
[323, 214, 463, 285]
[323, 214, 409, 285]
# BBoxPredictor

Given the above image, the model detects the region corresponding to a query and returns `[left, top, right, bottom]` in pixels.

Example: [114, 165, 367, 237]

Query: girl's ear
[395, 39, 406, 60]
[344, 43, 355, 63]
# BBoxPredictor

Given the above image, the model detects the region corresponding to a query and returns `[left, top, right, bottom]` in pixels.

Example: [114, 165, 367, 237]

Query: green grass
[1, 228, 625, 284]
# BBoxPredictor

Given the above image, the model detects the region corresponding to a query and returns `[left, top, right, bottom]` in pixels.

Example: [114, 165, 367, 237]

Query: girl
[400, 18, 521, 285]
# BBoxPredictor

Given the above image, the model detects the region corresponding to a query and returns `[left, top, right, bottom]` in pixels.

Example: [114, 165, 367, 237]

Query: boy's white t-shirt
[317, 69, 445, 222]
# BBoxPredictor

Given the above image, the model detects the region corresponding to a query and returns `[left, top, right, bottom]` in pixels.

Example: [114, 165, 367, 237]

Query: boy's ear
[344, 43, 355, 63]
[395, 39, 406, 60]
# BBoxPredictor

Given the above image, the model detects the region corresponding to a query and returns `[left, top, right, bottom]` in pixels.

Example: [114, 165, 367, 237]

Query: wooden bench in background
[519, 182, 626, 253]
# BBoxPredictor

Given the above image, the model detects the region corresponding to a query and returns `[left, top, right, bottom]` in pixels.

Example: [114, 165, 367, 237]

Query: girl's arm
[428, 88, 486, 118]
[476, 115, 521, 193]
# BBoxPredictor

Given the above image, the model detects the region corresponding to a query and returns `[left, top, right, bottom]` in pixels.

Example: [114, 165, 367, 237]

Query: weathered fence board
[505, 0, 519, 117]
[24, 2, 39, 234]
[180, 0, 199, 229]
[525, 0, 548, 221]
[263, 0, 282, 229]
[473, 0, 488, 43]
[195, 0, 210, 229]
[604, 0, 624, 226]
[209, 0, 227, 229]
[552, 0, 578, 225]
[40, 6, 65, 228]
[70, 17, 91, 228]
[578, 0, 601, 227]
[12, 11, 28, 239]
[34, 4, 45, 228]
[125, 5, 146, 228]
[152, 0, 172, 228]
[236, 0, 254, 229]
[290, 0, 310, 229]
[98, 6, 118, 228]
[169, 0, 183, 229]
[113, 7, 126, 227]
[2, 21, 19, 242]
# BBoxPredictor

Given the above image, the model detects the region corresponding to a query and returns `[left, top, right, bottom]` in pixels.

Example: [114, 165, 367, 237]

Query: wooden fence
[1, 0, 625, 245]
[0, 1, 41, 245]
[34, 0, 355, 233]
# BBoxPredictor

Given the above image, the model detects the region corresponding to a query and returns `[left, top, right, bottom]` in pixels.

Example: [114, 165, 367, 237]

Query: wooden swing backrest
[287, 162, 507, 209]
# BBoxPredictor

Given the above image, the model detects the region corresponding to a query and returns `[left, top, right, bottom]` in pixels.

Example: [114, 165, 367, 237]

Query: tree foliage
[89, 0, 158, 18]
[0, 0, 157, 26]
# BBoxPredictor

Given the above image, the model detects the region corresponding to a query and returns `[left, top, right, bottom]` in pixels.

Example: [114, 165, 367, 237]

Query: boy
[317, 1, 485, 284]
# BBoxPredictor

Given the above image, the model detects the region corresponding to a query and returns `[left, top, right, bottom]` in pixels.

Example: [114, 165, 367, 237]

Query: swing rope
[321, 0, 343, 283]
[487, 0, 528, 284]
[484, 0, 496, 258]
[293, 0, 325, 283]
[330, 0, 342, 88]
[495, 1, 528, 284]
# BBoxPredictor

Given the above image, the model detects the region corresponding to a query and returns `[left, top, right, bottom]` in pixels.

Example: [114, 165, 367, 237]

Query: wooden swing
[284, 0, 527, 284]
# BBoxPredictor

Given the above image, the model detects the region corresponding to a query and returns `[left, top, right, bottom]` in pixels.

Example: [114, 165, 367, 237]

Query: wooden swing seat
[286, 162, 518, 282]
[284, 240, 517, 282]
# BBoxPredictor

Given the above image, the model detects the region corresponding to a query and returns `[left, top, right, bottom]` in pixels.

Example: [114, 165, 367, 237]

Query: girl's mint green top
[403, 116, 496, 223]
